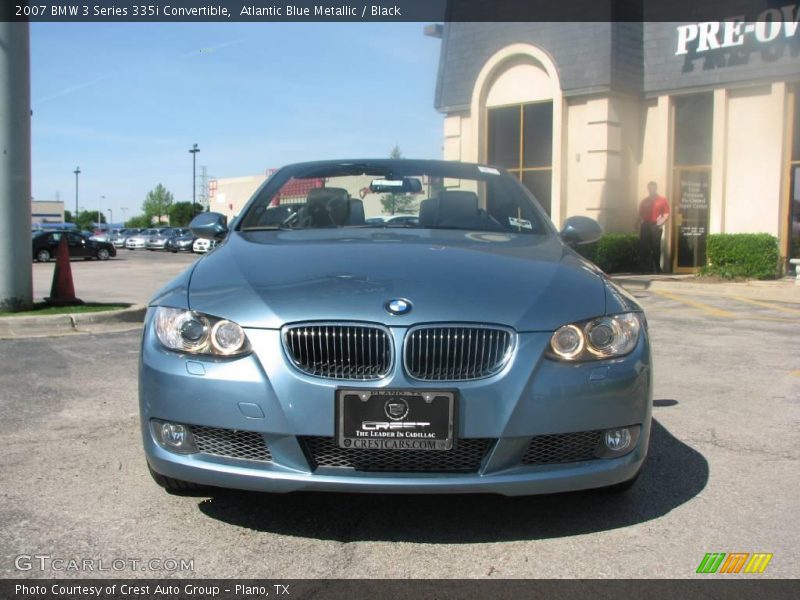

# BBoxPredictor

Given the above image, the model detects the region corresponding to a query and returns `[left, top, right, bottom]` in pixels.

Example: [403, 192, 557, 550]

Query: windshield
[238, 162, 551, 235]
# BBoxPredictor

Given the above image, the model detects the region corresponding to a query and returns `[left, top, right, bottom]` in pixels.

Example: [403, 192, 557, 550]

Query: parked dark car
[165, 232, 196, 253]
[32, 230, 117, 262]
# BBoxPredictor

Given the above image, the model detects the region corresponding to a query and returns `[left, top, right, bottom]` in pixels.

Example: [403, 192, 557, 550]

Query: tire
[147, 463, 208, 495]
[36, 249, 51, 263]
[97, 248, 110, 261]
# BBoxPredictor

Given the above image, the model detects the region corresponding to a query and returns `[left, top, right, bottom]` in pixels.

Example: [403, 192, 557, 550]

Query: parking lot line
[730, 296, 800, 316]
[652, 291, 735, 318]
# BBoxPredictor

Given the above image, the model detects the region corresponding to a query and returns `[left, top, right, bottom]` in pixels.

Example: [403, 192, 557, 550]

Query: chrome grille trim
[403, 324, 516, 381]
[282, 322, 393, 380]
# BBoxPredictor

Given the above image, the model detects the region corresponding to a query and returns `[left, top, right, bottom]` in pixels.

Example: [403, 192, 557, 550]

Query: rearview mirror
[190, 212, 228, 241]
[369, 177, 423, 194]
[560, 216, 603, 245]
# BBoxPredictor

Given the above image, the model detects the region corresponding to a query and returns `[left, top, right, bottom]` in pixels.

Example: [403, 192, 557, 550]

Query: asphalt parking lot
[3, 251, 799, 578]
[31, 248, 198, 306]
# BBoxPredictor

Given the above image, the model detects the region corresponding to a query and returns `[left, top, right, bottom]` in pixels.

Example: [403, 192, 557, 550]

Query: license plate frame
[335, 389, 457, 451]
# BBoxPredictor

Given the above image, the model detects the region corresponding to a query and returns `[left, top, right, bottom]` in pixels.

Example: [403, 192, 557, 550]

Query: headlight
[548, 312, 641, 361]
[153, 307, 250, 356]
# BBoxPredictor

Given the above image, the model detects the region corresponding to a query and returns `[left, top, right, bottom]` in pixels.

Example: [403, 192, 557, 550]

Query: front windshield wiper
[241, 224, 299, 231]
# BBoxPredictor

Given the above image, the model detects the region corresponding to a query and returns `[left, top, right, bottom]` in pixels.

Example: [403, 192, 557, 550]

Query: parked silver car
[141, 159, 652, 496]
[125, 228, 161, 250]
[146, 228, 188, 251]
[110, 228, 142, 248]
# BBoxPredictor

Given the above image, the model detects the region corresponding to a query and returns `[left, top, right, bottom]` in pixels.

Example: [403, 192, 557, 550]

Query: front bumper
[140, 314, 652, 496]
[126, 240, 146, 249]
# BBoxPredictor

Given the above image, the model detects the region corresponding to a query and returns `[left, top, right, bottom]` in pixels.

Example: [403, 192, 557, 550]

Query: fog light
[596, 425, 640, 458]
[153, 420, 197, 454]
[604, 428, 632, 452]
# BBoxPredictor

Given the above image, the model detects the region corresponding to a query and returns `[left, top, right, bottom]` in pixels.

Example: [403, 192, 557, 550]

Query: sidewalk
[611, 274, 800, 305]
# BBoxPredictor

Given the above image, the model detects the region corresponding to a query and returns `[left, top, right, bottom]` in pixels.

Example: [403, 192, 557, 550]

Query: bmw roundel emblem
[385, 298, 412, 315]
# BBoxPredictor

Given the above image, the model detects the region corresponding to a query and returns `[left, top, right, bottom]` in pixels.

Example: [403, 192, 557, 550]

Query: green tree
[74, 210, 105, 231]
[142, 184, 174, 224]
[379, 145, 417, 215]
[125, 214, 152, 228]
[168, 201, 204, 227]
[64, 209, 73, 223]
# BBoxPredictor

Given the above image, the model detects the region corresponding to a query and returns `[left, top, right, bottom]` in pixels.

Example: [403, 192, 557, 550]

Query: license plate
[336, 389, 456, 451]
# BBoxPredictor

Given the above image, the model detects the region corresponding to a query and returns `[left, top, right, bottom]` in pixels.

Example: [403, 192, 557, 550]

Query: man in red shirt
[639, 181, 670, 274]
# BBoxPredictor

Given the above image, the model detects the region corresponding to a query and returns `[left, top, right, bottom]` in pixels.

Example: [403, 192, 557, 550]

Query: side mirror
[560, 216, 603, 245]
[190, 212, 228, 241]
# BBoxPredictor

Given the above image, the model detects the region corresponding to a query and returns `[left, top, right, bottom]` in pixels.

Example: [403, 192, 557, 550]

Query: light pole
[189, 143, 200, 206]
[120, 207, 128, 224]
[73, 166, 80, 222]
[107, 208, 112, 226]
[99, 195, 104, 230]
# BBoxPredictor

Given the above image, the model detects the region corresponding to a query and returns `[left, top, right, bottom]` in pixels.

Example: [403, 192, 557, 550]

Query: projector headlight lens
[153, 307, 250, 356]
[549, 312, 641, 361]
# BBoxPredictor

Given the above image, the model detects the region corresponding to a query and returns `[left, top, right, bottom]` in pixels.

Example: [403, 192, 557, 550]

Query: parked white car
[192, 238, 218, 254]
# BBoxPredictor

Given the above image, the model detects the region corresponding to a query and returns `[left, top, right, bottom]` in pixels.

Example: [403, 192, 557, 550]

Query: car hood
[182, 229, 609, 332]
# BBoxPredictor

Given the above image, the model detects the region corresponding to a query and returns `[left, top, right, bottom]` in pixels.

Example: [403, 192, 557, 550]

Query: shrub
[701, 233, 779, 280]
[575, 233, 641, 274]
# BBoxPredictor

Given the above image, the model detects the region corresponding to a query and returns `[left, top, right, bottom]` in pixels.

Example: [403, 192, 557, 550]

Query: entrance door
[673, 168, 711, 272]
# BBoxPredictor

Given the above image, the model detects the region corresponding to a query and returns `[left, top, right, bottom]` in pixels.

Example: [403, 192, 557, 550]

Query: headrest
[438, 191, 479, 218]
[346, 198, 365, 225]
[305, 187, 350, 226]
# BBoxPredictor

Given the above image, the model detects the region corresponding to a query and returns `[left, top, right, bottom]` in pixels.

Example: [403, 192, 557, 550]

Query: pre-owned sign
[676, 4, 799, 55]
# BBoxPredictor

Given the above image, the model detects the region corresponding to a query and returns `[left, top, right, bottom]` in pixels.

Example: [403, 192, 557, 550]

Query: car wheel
[36, 249, 51, 262]
[147, 463, 208, 496]
[97, 248, 110, 261]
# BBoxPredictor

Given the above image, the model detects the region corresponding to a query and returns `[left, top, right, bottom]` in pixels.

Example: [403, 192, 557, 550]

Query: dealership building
[433, 19, 800, 271]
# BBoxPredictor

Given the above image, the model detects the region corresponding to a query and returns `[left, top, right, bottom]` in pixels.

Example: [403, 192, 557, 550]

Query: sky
[29, 22, 444, 223]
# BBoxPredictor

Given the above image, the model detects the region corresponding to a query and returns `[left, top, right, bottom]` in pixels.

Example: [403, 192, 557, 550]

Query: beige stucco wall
[443, 45, 644, 233]
[212, 175, 268, 221]
[722, 84, 786, 237]
[563, 95, 642, 233]
[31, 200, 65, 223]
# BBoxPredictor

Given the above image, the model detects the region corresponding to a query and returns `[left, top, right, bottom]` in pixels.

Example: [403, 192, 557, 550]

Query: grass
[0, 302, 130, 317]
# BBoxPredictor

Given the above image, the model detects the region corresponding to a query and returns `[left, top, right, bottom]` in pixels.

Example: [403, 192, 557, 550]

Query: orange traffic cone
[46, 234, 83, 305]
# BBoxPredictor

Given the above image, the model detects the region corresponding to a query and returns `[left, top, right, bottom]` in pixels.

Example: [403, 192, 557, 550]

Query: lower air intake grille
[301, 436, 494, 473]
[189, 426, 272, 463]
[521, 431, 602, 465]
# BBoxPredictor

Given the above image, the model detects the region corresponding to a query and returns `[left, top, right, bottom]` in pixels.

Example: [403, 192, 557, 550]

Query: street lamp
[73, 167, 81, 222]
[99, 195, 105, 230]
[107, 208, 113, 225]
[189, 143, 200, 206]
[120, 207, 128, 223]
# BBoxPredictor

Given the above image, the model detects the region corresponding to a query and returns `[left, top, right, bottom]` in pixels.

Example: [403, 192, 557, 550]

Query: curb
[0, 305, 146, 339]
[612, 276, 800, 305]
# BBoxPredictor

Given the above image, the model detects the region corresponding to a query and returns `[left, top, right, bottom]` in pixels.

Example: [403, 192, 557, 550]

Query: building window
[487, 101, 553, 215]
[672, 93, 713, 272]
